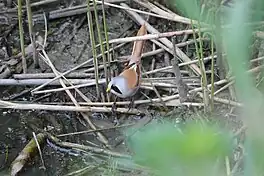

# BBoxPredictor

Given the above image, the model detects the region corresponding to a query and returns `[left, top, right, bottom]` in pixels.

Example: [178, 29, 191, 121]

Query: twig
[108, 28, 208, 44]
[13, 72, 94, 79]
[30, 79, 178, 94]
[31, 64, 264, 94]
[40, 50, 109, 147]
[43, 12, 48, 48]
[213, 80, 235, 95]
[96, 0, 196, 24]
[32, 132, 46, 170]
[212, 96, 242, 107]
[121, 2, 202, 75]
[31, 58, 93, 92]
[31, 42, 125, 93]
[49, 135, 131, 159]
[225, 156, 231, 176]
[197, 92, 242, 107]
[143, 55, 216, 75]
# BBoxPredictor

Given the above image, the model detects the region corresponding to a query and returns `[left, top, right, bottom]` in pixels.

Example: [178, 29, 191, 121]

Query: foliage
[125, 0, 264, 176]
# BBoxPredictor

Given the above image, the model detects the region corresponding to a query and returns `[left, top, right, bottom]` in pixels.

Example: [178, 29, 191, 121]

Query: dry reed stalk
[0, 100, 141, 114]
[108, 28, 208, 44]
[121, 3, 202, 75]
[40, 50, 109, 146]
[96, 0, 194, 24]
[31, 42, 125, 93]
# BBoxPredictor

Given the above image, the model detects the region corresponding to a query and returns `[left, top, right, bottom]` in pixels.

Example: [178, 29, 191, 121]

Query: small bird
[106, 24, 147, 99]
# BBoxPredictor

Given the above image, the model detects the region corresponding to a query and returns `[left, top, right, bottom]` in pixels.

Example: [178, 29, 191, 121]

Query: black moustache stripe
[111, 85, 122, 94]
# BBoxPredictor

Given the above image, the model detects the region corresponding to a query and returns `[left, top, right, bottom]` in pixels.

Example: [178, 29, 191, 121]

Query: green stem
[101, 0, 111, 102]
[86, 0, 100, 99]
[210, 36, 215, 113]
[92, 0, 108, 86]
[191, 20, 209, 111]
[18, 0, 27, 73]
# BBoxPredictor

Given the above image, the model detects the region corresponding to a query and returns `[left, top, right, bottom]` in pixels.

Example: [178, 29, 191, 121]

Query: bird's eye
[111, 85, 122, 94]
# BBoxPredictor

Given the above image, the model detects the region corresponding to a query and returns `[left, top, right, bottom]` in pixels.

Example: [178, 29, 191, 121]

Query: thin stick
[0, 100, 142, 114]
[143, 55, 216, 75]
[40, 50, 109, 147]
[31, 64, 264, 94]
[49, 135, 131, 159]
[86, 0, 100, 99]
[43, 12, 48, 48]
[31, 79, 178, 94]
[225, 156, 231, 176]
[32, 132, 46, 170]
[96, 0, 195, 24]
[101, 0, 111, 102]
[31, 58, 93, 92]
[191, 19, 209, 110]
[18, 0, 27, 73]
[92, 0, 108, 87]
[210, 37, 215, 112]
[197, 92, 242, 107]
[13, 72, 94, 79]
[121, 2, 202, 75]
[17, 94, 180, 108]
[214, 80, 235, 95]
[108, 28, 208, 44]
[31, 42, 124, 93]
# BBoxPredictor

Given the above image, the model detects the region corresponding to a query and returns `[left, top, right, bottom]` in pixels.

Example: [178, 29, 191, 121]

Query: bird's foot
[111, 97, 120, 125]
[127, 97, 135, 113]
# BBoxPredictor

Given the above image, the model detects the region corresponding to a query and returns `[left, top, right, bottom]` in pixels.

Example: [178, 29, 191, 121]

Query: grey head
[106, 76, 138, 98]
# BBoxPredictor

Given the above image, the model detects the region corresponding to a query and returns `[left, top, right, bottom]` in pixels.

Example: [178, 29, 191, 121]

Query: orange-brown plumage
[106, 23, 147, 98]
[120, 68, 138, 89]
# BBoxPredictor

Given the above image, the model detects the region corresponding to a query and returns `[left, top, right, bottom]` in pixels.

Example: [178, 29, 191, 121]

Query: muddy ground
[0, 0, 247, 175]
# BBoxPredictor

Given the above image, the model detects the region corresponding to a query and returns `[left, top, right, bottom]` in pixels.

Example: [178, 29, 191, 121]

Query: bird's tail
[129, 23, 147, 65]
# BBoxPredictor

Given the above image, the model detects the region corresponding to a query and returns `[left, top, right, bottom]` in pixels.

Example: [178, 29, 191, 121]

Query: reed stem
[86, 0, 100, 99]
[18, 0, 27, 73]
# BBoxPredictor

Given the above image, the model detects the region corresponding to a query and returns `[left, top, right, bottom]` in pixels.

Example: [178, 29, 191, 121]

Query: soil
[0, 0, 245, 176]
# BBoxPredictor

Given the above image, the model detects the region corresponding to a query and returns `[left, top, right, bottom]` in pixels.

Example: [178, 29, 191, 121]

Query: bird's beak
[106, 86, 110, 92]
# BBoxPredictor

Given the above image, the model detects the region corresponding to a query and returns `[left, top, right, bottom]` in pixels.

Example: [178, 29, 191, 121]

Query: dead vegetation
[0, 0, 263, 175]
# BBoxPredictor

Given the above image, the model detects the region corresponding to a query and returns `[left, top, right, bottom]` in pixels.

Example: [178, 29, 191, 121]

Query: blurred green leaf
[126, 120, 233, 175]
[168, 0, 201, 20]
